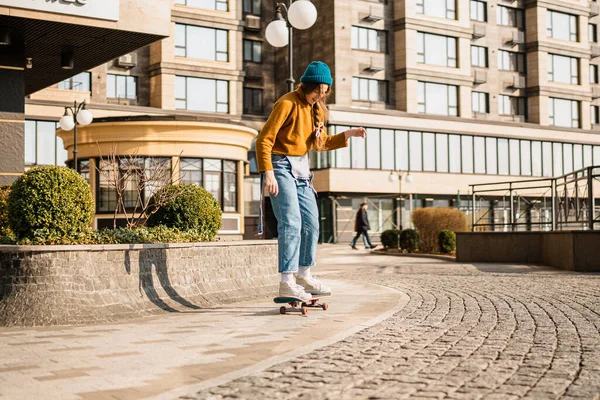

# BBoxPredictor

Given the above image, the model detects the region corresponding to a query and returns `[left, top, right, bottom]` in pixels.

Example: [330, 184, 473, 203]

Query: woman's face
[305, 84, 330, 105]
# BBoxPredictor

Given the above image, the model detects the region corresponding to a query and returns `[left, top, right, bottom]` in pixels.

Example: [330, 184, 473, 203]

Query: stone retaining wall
[0, 241, 278, 326]
[456, 231, 600, 272]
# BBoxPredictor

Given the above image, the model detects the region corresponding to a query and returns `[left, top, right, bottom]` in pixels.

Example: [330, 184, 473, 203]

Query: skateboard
[273, 293, 331, 315]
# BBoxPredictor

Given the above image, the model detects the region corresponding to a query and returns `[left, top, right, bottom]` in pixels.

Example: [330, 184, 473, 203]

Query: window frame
[470, 0, 487, 22]
[417, 32, 458, 67]
[497, 5, 524, 28]
[175, 75, 229, 113]
[175, 23, 229, 62]
[471, 45, 488, 67]
[497, 50, 526, 72]
[352, 77, 389, 103]
[175, 0, 228, 11]
[547, 54, 579, 85]
[243, 87, 263, 114]
[546, 10, 578, 42]
[243, 39, 262, 63]
[351, 26, 387, 52]
[106, 74, 138, 100]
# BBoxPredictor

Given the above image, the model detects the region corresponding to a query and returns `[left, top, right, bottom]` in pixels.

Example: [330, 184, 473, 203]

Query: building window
[243, 87, 263, 114]
[243, 39, 262, 62]
[470, 0, 486, 22]
[549, 98, 580, 128]
[546, 10, 577, 42]
[97, 158, 171, 213]
[498, 95, 526, 117]
[58, 72, 91, 92]
[175, 23, 228, 62]
[24, 120, 68, 166]
[498, 50, 525, 72]
[352, 77, 388, 102]
[417, 32, 457, 67]
[592, 105, 600, 125]
[590, 24, 598, 43]
[174, 0, 227, 11]
[180, 158, 237, 212]
[175, 76, 229, 113]
[243, 0, 261, 14]
[548, 54, 579, 84]
[418, 82, 458, 116]
[591, 64, 599, 84]
[106, 74, 137, 99]
[416, 0, 456, 20]
[471, 45, 488, 67]
[497, 6, 524, 28]
[472, 92, 489, 113]
[351, 26, 387, 52]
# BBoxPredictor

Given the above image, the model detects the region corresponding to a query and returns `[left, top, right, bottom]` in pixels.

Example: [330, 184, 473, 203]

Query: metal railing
[470, 166, 600, 231]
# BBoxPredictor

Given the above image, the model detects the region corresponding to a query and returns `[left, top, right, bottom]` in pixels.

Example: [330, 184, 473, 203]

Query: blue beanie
[300, 61, 333, 86]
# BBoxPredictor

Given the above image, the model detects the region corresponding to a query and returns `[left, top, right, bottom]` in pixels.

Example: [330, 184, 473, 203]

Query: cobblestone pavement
[184, 247, 600, 400]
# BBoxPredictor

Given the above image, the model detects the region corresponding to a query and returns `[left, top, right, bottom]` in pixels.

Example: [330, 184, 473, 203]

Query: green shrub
[438, 229, 456, 254]
[8, 166, 94, 242]
[380, 229, 400, 249]
[400, 229, 420, 253]
[146, 184, 222, 241]
[412, 208, 467, 253]
[0, 185, 15, 244]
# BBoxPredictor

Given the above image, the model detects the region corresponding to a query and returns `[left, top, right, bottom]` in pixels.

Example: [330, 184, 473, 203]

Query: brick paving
[184, 248, 600, 400]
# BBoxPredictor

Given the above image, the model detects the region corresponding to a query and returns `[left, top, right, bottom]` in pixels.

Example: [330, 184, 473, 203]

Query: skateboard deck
[274, 293, 331, 315]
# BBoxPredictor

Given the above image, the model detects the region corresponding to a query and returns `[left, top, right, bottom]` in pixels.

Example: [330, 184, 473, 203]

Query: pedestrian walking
[351, 203, 377, 250]
[256, 61, 367, 301]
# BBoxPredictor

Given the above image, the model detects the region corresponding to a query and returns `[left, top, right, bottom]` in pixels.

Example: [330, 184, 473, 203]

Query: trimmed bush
[146, 184, 222, 241]
[400, 229, 420, 253]
[8, 166, 94, 242]
[438, 229, 456, 254]
[0, 185, 15, 243]
[380, 229, 400, 249]
[412, 208, 467, 253]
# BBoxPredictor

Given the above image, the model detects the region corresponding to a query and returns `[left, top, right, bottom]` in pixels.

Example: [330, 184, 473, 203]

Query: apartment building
[11, 0, 600, 242]
[258, 0, 600, 243]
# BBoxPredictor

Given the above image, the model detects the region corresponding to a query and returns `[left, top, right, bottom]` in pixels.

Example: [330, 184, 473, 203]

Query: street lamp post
[59, 101, 93, 171]
[389, 170, 414, 249]
[265, 0, 318, 93]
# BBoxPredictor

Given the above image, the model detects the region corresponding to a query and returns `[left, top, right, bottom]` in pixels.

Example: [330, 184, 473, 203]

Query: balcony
[592, 45, 600, 59]
[359, 6, 384, 23]
[473, 70, 487, 85]
[360, 57, 385, 73]
[506, 76, 526, 90]
[505, 31, 525, 46]
[472, 24, 486, 39]
[592, 86, 600, 99]
[591, 2, 599, 17]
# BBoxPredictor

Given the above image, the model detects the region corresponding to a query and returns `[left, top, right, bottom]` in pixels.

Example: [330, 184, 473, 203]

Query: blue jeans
[351, 231, 373, 248]
[270, 156, 319, 273]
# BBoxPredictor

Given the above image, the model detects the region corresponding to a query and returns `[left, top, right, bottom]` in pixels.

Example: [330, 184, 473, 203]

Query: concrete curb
[371, 250, 456, 262]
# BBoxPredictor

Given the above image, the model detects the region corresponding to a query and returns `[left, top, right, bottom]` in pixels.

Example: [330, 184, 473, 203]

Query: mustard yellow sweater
[256, 88, 348, 172]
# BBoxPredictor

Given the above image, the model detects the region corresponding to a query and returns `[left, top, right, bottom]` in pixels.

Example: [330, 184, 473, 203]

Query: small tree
[412, 208, 467, 253]
[96, 145, 183, 228]
[0, 185, 14, 243]
[400, 229, 420, 253]
[380, 229, 400, 249]
[438, 229, 456, 254]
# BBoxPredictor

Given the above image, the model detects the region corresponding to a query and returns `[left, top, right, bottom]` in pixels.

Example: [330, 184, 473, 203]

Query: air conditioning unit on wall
[245, 15, 261, 31]
[117, 53, 137, 68]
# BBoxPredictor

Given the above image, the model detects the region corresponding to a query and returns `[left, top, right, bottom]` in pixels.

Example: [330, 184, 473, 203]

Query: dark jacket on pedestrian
[354, 208, 370, 233]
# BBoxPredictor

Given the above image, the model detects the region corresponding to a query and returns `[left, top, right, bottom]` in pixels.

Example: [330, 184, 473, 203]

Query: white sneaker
[296, 276, 332, 295]
[279, 282, 312, 300]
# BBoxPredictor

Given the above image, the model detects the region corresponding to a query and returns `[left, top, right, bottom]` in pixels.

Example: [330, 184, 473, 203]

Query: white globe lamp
[406, 174, 414, 184]
[265, 19, 289, 47]
[76, 108, 93, 126]
[388, 172, 398, 183]
[288, 0, 317, 30]
[59, 114, 75, 131]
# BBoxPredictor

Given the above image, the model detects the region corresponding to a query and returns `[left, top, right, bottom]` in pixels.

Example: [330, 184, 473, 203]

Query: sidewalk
[0, 273, 408, 400]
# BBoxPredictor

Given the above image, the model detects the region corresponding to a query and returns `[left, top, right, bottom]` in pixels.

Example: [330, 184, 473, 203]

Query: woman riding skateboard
[256, 61, 367, 301]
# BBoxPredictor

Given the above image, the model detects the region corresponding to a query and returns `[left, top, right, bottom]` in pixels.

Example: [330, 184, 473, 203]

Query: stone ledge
[371, 250, 456, 262]
[0, 241, 278, 326]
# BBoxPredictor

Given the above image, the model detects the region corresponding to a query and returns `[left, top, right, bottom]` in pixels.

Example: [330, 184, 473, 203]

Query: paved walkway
[0, 258, 406, 400]
[1, 245, 600, 400]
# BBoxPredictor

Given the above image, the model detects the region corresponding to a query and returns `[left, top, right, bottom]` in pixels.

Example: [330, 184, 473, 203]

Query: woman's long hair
[298, 82, 332, 151]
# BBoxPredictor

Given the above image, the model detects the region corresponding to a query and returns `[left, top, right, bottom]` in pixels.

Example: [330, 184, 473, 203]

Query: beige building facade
[9, 0, 600, 241]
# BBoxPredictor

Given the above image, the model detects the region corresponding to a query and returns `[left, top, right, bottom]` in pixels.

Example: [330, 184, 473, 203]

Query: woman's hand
[265, 170, 279, 196]
[344, 127, 366, 140]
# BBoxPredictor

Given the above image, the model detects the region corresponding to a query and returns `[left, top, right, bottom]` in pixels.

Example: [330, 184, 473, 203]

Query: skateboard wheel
[301, 307, 308, 315]
[280, 306, 286, 315]
[322, 303, 328, 311]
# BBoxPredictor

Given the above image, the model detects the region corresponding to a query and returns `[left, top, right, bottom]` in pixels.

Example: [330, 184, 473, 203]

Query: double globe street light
[265, 0, 318, 92]
[59, 101, 93, 171]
